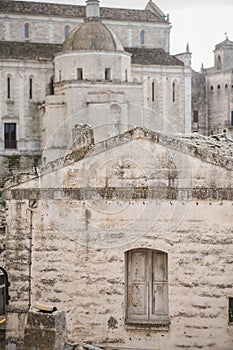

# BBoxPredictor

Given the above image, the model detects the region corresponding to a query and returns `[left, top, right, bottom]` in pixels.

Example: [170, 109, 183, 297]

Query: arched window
[64, 25, 70, 39]
[125, 249, 169, 324]
[24, 23, 30, 39]
[217, 55, 222, 70]
[140, 30, 145, 45]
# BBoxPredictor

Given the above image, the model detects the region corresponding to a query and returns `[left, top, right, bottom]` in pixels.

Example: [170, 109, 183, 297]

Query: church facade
[0, 0, 193, 183]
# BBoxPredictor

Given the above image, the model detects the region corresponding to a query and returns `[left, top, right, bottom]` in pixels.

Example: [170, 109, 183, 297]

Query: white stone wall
[0, 60, 54, 153]
[4, 136, 233, 349]
[0, 13, 170, 52]
[206, 71, 232, 134]
[55, 51, 131, 83]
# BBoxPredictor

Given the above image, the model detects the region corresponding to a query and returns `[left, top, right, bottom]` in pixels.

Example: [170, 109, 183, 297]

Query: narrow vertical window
[231, 111, 233, 127]
[125, 70, 128, 82]
[126, 249, 169, 324]
[29, 78, 33, 100]
[140, 30, 145, 45]
[77, 68, 83, 81]
[7, 77, 11, 99]
[105, 68, 111, 81]
[24, 23, 29, 39]
[50, 76, 54, 95]
[172, 82, 175, 102]
[59, 70, 61, 82]
[193, 110, 198, 123]
[229, 298, 233, 323]
[4, 123, 17, 149]
[152, 82, 155, 102]
[64, 25, 70, 39]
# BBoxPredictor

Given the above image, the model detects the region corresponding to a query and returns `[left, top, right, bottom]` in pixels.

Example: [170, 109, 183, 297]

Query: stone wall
[4, 131, 233, 349]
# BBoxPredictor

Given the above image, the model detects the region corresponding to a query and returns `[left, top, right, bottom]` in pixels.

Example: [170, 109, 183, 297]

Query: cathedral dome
[63, 20, 124, 52]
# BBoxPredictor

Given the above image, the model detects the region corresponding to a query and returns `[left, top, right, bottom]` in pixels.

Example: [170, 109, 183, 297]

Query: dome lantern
[86, 0, 100, 20]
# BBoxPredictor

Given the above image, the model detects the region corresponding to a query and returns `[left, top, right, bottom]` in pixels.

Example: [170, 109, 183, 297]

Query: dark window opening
[7, 77, 11, 99]
[225, 84, 228, 88]
[4, 123, 17, 149]
[172, 82, 175, 102]
[50, 76, 54, 95]
[231, 111, 233, 127]
[217, 84, 221, 89]
[193, 110, 199, 123]
[210, 86, 214, 91]
[77, 68, 83, 81]
[0, 268, 10, 316]
[125, 70, 128, 82]
[29, 78, 33, 99]
[59, 70, 61, 82]
[105, 68, 111, 81]
[229, 298, 233, 323]
[24, 23, 29, 39]
[152, 82, 155, 102]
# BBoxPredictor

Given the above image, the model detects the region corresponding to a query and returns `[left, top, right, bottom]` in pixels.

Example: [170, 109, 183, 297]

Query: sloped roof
[0, 42, 182, 66]
[0, 0, 167, 22]
[0, 41, 62, 60]
[125, 48, 184, 66]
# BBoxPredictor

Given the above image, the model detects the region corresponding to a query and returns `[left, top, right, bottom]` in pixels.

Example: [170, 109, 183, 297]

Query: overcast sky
[18, 0, 233, 71]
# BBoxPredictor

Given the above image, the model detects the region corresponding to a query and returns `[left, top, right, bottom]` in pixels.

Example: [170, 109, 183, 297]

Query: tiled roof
[0, 41, 62, 60]
[125, 48, 184, 66]
[0, 0, 166, 22]
[0, 42, 184, 67]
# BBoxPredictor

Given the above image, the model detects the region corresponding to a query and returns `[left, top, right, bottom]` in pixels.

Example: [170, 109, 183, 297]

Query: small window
[217, 55, 222, 69]
[231, 111, 233, 127]
[125, 70, 128, 82]
[225, 84, 228, 88]
[152, 82, 155, 102]
[7, 77, 11, 99]
[4, 123, 17, 149]
[140, 30, 145, 45]
[217, 84, 221, 89]
[125, 249, 169, 324]
[229, 298, 233, 323]
[172, 82, 175, 102]
[49, 76, 54, 95]
[24, 23, 29, 39]
[210, 86, 214, 91]
[59, 70, 62, 82]
[77, 68, 83, 81]
[193, 110, 198, 123]
[105, 68, 111, 81]
[29, 78, 33, 100]
[64, 25, 70, 39]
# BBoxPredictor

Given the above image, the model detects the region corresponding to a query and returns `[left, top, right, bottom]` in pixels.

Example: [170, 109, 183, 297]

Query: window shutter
[127, 250, 148, 321]
[151, 252, 168, 320]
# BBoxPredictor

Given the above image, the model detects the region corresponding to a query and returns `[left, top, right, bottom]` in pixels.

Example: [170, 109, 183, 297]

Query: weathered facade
[192, 37, 233, 136]
[3, 126, 233, 349]
[0, 0, 192, 182]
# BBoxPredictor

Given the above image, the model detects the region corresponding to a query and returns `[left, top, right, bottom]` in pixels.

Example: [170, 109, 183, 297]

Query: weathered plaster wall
[4, 132, 233, 349]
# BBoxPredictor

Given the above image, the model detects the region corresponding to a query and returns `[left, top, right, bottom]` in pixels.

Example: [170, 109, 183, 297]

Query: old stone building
[3, 126, 233, 349]
[192, 37, 233, 136]
[0, 0, 192, 182]
[0, 1, 233, 349]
